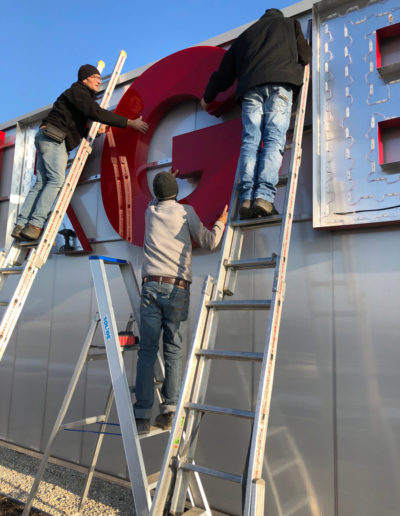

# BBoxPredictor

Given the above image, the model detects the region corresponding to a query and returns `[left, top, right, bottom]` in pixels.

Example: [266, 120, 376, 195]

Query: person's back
[201, 8, 311, 220]
[230, 9, 307, 98]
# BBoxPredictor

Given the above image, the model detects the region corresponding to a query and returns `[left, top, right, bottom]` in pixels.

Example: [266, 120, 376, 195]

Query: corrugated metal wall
[1, 2, 400, 514]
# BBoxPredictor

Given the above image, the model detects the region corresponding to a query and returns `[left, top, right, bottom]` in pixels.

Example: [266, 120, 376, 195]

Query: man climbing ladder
[0, 51, 147, 362]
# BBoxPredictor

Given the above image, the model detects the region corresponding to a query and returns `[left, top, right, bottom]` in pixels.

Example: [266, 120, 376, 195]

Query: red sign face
[101, 46, 242, 246]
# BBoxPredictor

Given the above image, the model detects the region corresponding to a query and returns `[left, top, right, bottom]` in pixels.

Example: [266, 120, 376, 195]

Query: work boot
[19, 223, 43, 241]
[154, 412, 175, 430]
[239, 200, 254, 220]
[11, 224, 24, 239]
[135, 418, 150, 435]
[252, 198, 274, 217]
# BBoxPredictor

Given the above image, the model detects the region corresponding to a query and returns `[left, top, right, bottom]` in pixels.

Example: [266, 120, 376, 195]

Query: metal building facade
[0, 1, 400, 515]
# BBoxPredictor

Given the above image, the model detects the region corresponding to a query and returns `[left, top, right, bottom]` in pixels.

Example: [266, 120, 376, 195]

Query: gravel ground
[0, 444, 135, 515]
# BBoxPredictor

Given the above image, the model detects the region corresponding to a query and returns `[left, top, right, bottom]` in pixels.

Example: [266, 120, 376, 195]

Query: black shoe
[252, 198, 274, 217]
[135, 418, 150, 435]
[154, 412, 175, 430]
[239, 200, 254, 220]
[11, 224, 24, 239]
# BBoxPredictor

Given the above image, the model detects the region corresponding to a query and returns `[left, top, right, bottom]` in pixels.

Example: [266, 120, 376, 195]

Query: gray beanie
[153, 172, 178, 200]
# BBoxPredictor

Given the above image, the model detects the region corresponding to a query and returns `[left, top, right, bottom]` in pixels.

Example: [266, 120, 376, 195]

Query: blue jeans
[17, 128, 68, 228]
[238, 83, 293, 203]
[134, 281, 190, 419]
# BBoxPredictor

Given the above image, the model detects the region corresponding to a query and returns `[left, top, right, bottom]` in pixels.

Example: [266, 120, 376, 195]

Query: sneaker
[19, 223, 43, 241]
[135, 418, 150, 435]
[252, 198, 274, 217]
[154, 412, 175, 430]
[11, 224, 24, 239]
[239, 200, 254, 220]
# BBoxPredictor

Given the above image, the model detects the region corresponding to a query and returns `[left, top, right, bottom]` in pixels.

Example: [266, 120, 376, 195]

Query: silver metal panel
[41, 255, 94, 463]
[333, 227, 400, 516]
[6, 258, 56, 449]
[313, 0, 400, 229]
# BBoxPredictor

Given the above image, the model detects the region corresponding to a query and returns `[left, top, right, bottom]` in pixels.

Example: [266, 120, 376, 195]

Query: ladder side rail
[169, 302, 227, 514]
[243, 64, 310, 516]
[150, 276, 215, 516]
[22, 315, 100, 516]
[90, 258, 151, 514]
[78, 386, 115, 513]
[211, 167, 243, 301]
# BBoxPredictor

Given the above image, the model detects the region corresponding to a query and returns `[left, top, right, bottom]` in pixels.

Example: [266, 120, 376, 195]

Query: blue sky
[1, 0, 295, 124]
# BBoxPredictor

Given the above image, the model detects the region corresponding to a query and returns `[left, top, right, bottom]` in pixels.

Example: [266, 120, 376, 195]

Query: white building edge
[1, 0, 400, 514]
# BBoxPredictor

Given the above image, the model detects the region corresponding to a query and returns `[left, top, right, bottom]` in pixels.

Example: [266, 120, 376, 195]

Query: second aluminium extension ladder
[0, 51, 127, 362]
[151, 63, 310, 516]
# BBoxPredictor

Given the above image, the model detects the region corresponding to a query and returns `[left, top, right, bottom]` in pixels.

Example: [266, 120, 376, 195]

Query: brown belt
[142, 275, 190, 290]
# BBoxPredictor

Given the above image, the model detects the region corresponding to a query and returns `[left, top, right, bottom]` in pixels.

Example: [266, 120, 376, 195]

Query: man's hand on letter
[218, 205, 229, 226]
[127, 116, 149, 134]
[200, 98, 211, 111]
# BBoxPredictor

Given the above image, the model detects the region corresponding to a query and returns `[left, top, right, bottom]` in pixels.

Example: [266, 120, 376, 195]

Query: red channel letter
[101, 46, 242, 246]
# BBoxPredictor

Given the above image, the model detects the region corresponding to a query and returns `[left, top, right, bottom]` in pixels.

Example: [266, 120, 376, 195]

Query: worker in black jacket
[12, 64, 148, 241]
[201, 8, 311, 219]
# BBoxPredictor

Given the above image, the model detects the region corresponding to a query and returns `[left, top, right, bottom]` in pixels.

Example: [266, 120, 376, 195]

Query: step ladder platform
[207, 299, 271, 310]
[196, 349, 263, 362]
[232, 213, 283, 229]
[186, 402, 255, 420]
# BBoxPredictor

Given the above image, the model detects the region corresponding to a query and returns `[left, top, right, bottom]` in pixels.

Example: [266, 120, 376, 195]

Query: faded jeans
[17, 128, 68, 228]
[134, 281, 189, 419]
[238, 83, 293, 203]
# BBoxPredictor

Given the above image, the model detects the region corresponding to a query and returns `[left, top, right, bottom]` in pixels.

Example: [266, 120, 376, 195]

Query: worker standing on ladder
[200, 8, 311, 219]
[134, 171, 228, 434]
[11, 63, 149, 241]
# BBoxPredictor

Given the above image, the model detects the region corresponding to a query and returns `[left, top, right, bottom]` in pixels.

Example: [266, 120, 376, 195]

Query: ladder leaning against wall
[151, 61, 310, 515]
[0, 50, 127, 363]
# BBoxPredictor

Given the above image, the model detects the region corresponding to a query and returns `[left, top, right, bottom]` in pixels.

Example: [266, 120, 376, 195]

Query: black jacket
[204, 9, 312, 103]
[43, 81, 128, 151]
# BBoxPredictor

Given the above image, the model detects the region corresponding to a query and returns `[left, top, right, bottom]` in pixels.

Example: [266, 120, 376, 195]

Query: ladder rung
[186, 402, 254, 420]
[181, 463, 242, 484]
[196, 349, 263, 362]
[207, 300, 271, 310]
[278, 174, 288, 185]
[62, 415, 106, 430]
[271, 458, 299, 476]
[224, 256, 276, 271]
[16, 240, 39, 248]
[284, 143, 293, 151]
[0, 301, 9, 307]
[0, 267, 24, 275]
[231, 214, 283, 229]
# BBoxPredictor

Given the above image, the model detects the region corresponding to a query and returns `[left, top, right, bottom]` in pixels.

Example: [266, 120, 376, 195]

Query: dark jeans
[134, 281, 189, 419]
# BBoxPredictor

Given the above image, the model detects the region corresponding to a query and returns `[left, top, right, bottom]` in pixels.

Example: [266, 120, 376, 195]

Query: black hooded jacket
[43, 81, 128, 151]
[203, 9, 312, 103]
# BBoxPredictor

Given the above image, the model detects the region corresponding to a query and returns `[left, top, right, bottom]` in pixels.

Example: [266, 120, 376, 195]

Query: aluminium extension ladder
[0, 51, 127, 363]
[151, 62, 310, 516]
[22, 256, 166, 516]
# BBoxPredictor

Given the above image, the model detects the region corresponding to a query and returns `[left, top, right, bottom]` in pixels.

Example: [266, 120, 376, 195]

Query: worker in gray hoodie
[134, 171, 228, 434]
